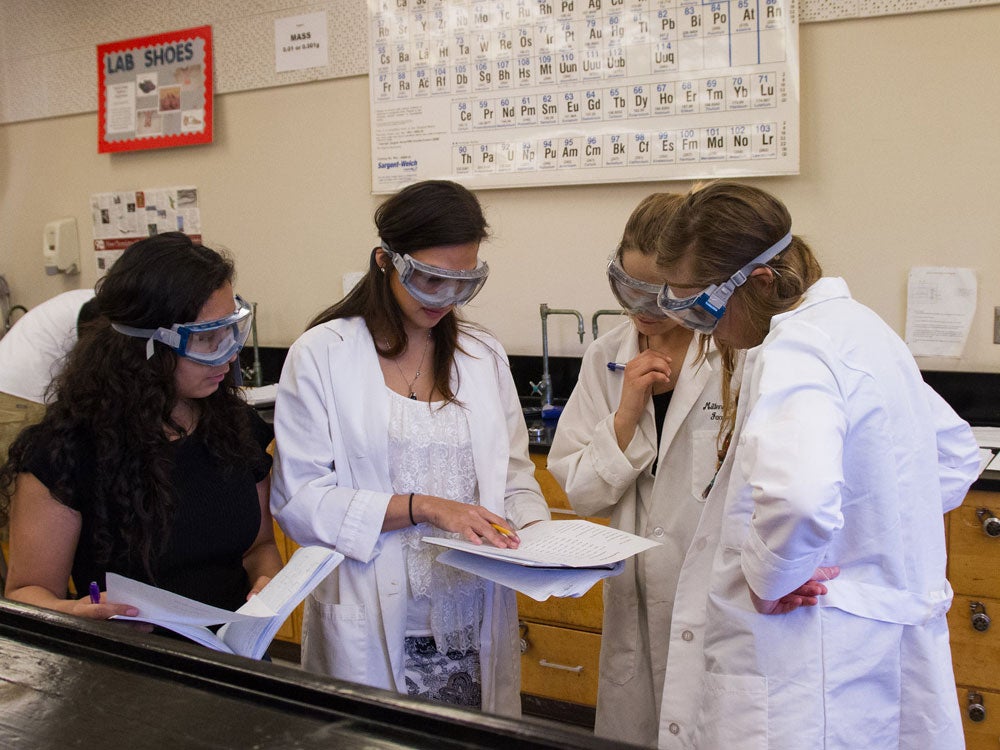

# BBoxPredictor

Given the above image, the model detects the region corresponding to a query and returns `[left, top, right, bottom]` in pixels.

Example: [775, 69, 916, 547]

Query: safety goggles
[656, 232, 793, 333]
[606, 252, 670, 320]
[112, 295, 253, 366]
[381, 242, 489, 308]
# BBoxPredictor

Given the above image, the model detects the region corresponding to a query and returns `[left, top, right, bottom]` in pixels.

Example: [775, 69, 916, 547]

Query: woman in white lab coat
[652, 181, 980, 750]
[270, 180, 549, 715]
[547, 193, 723, 748]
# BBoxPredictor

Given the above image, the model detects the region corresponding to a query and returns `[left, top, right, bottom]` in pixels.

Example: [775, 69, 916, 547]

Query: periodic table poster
[369, 0, 799, 192]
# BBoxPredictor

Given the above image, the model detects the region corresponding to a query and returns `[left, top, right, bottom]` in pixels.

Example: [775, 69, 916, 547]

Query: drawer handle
[970, 601, 991, 632]
[539, 659, 584, 674]
[967, 691, 986, 723]
[976, 507, 1000, 537]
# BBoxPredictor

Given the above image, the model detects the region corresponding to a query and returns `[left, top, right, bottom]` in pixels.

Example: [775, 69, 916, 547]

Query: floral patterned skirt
[403, 636, 482, 709]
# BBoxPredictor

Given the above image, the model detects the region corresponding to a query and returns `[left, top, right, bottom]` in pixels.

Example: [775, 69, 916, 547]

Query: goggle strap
[733, 231, 793, 284]
[700, 231, 792, 318]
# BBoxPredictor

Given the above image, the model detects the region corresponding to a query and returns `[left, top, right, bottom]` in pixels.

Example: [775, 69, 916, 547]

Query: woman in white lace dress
[271, 180, 550, 715]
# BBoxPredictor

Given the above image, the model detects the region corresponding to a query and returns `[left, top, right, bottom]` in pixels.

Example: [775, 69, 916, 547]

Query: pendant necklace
[388, 331, 432, 399]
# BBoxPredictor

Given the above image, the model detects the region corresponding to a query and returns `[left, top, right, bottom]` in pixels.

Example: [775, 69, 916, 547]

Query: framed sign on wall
[97, 25, 213, 154]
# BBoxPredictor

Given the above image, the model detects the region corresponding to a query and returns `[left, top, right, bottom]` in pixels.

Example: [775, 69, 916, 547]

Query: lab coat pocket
[301, 594, 369, 682]
[690, 430, 718, 502]
[692, 672, 768, 750]
[601, 578, 638, 685]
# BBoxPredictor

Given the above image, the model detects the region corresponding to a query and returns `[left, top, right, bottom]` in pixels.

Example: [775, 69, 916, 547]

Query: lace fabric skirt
[403, 636, 482, 709]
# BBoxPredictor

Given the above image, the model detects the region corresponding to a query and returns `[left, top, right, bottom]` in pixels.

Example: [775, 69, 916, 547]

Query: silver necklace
[388, 332, 432, 399]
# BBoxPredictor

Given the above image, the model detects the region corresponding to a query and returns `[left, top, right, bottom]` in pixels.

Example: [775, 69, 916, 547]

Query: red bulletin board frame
[97, 26, 213, 154]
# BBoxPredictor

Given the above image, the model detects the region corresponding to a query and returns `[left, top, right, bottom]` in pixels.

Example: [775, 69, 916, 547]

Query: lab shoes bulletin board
[97, 26, 213, 154]
[369, 0, 799, 192]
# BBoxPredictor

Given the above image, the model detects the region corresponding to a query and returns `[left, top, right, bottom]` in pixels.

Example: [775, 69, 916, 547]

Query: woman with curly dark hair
[0, 232, 283, 620]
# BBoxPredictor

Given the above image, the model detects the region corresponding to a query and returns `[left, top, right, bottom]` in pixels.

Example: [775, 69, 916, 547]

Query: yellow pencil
[490, 522, 514, 538]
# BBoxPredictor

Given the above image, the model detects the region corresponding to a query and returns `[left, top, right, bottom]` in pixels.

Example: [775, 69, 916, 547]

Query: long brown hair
[0, 233, 260, 579]
[656, 181, 823, 442]
[309, 180, 490, 404]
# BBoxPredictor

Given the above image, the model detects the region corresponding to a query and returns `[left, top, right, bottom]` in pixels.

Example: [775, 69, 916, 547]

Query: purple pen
[89, 581, 101, 604]
[607, 362, 626, 372]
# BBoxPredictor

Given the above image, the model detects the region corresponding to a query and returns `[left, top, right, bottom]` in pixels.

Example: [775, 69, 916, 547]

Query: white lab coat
[658, 278, 980, 750]
[270, 316, 550, 716]
[0, 288, 95, 403]
[548, 320, 723, 747]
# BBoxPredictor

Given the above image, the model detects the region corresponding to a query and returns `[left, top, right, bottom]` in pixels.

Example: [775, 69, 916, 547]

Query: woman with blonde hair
[654, 180, 978, 750]
[548, 192, 724, 747]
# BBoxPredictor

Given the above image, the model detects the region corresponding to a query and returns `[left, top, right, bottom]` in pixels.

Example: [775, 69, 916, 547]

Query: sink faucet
[591, 309, 625, 339]
[531, 303, 584, 408]
[241, 300, 264, 387]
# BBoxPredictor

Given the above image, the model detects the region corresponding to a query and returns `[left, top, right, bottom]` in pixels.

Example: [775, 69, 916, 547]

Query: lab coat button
[652, 526, 665, 538]
[668, 722, 680, 735]
[695, 537, 706, 551]
[681, 630, 694, 642]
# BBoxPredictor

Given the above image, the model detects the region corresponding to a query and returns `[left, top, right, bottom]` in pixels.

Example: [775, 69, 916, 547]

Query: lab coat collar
[770, 277, 851, 330]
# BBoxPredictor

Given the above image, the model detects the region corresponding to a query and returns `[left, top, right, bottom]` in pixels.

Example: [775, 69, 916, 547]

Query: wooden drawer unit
[520, 620, 602, 706]
[958, 686, 1000, 750]
[518, 583, 603, 632]
[948, 489, 1000, 747]
[948, 594, 1000, 690]
[949, 491, 1000, 598]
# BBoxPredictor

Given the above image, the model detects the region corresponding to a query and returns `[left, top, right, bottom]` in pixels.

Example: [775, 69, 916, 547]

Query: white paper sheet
[423, 519, 659, 568]
[106, 574, 265, 627]
[905, 267, 977, 358]
[972, 426, 1000, 449]
[979, 448, 996, 475]
[436, 549, 623, 601]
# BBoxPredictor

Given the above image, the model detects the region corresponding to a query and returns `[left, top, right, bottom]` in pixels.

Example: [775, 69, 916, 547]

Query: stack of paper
[425, 519, 659, 601]
[107, 545, 343, 658]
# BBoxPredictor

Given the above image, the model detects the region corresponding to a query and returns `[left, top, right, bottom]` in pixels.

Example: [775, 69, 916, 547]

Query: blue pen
[89, 581, 101, 605]
[606, 362, 626, 372]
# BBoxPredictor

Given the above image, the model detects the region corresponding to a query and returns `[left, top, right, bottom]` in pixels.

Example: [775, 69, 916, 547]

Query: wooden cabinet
[271, 521, 302, 645]
[948, 489, 1000, 749]
[518, 453, 604, 726]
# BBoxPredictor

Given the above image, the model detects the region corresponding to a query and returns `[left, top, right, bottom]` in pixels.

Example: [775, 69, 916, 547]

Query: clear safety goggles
[112, 295, 253, 366]
[656, 232, 793, 334]
[381, 242, 489, 308]
[606, 252, 670, 320]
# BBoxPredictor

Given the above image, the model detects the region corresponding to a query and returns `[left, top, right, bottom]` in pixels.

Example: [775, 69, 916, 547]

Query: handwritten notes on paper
[424, 518, 658, 568]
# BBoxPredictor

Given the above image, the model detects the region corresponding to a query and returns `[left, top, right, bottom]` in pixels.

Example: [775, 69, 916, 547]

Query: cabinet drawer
[949, 594, 1000, 690]
[948, 491, 1000, 599]
[517, 583, 603, 632]
[958, 685, 1000, 750]
[520, 621, 601, 707]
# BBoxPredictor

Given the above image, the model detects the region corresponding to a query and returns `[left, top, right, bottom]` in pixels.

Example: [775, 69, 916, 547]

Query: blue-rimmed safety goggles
[656, 232, 792, 333]
[606, 252, 670, 320]
[112, 295, 253, 366]
[381, 242, 489, 308]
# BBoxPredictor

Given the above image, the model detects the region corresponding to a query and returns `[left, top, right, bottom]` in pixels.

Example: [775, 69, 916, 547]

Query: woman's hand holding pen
[408, 494, 520, 549]
[67, 584, 153, 631]
[613, 349, 673, 451]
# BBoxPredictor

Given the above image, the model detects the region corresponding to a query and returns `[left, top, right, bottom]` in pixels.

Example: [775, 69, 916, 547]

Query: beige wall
[1, 7, 998, 369]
